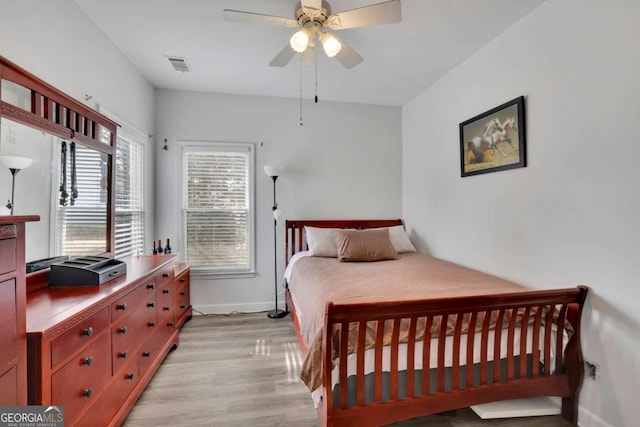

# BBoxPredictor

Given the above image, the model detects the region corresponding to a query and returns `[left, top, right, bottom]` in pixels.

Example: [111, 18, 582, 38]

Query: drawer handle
[179, 279, 186, 283]
[180, 292, 186, 296]
[163, 306, 170, 311]
[117, 303, 127, 311]
[142, 351, 151, 358]
[82, 327, 93, 337]
[162, 289, 170, 294]
[167, 322, 174, 327]
[83, 388, 93, 398]
[148, 321, 156, 327]
[83, 356, 94, 366]
[147, 302, 155, 308]
[118, 326, 128, 334]
[147, 283, 156, 289]
[162, 273, 170, 278]
[109, 271, 120, 277]
[126, 373, 135, 380]
[119, 351, 128, 359]
[181, 305, 186, 309]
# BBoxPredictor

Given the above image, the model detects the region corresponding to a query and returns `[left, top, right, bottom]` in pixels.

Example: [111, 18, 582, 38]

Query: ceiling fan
[223, 0, 401, 69]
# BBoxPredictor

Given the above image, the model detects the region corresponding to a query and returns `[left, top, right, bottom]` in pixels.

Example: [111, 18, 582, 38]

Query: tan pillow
[333, 229, 398, 262]
[305, 226, 339, 257]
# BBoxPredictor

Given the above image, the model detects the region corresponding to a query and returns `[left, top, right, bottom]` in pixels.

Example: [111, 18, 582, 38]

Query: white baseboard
[577, 406, 614, 427]
[192, 301, 286, 315]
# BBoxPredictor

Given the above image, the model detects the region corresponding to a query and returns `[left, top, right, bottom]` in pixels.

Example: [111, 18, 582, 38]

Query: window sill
[190, 269, 257, 279]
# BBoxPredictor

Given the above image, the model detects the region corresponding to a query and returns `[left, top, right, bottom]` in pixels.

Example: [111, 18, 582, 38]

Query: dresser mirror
[0, 118, 109, 263]
[0, 56, 117, 273]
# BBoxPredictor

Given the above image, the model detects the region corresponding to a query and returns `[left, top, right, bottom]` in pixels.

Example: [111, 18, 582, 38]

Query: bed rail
[321, 286, 588, 427]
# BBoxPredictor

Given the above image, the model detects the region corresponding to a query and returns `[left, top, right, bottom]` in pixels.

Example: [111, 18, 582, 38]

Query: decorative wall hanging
[459, 96, 526, 177]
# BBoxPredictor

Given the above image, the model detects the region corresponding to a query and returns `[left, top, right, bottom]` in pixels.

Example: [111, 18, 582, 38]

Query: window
[181, 143, 255, 275]
[100, 106, 148, 258]
[114, 132, 145, 258]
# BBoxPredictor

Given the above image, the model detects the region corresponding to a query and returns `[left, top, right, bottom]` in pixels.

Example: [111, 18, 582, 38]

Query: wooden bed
[284, 219, 588, 427]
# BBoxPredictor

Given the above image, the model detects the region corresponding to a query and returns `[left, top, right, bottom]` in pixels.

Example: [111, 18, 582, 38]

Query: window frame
[113, 130, 146, 258]
[99, 106, 149, 259]
[179, 141, 256, 278]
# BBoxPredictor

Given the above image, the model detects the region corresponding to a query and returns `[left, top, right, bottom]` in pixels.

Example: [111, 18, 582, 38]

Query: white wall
[155, 89, 402, 313]
[0, 0, 156, 256]
[403, 1, 640, 426]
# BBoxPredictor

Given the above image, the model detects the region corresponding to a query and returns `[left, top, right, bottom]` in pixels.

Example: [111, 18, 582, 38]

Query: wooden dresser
[0, 216, 39, 405]
[26, 255, 191, 427]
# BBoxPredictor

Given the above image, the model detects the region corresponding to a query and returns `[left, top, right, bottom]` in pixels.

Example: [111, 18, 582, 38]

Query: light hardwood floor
[123, 313, 573, 427]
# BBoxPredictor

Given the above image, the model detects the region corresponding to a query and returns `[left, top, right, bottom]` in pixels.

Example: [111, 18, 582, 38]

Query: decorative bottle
[165, 238, 172, 254]
[157, 240, 164, 254]
[152, 241, 158, 255]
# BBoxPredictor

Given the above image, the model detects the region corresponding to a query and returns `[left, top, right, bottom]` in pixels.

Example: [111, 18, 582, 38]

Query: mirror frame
[0, 55, 118, 264]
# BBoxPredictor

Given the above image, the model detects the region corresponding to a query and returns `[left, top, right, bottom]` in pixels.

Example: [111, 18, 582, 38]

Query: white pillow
[304, 226, 339, 257]
[385, 225, 417, 253]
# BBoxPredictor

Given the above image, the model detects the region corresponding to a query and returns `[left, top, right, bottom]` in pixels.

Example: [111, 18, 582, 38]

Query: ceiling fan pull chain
[299, 55, 304, 126]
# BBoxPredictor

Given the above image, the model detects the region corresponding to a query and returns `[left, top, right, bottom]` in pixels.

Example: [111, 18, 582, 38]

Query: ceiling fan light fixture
[290, 30, 309, 53]
[320, 32, 342, 58]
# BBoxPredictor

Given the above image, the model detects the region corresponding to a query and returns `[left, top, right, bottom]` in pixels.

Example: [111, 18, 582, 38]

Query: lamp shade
[264, 165, 284, 177]
[320, 32, 342, 58]
[0, 155, 33, 170]
[290, 30, 309, 53]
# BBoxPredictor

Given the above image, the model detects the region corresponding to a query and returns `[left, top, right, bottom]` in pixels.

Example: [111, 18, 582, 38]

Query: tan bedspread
[287, 253, 530, 392]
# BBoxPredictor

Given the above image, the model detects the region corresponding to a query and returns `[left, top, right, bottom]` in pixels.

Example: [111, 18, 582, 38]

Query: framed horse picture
[459, 96, 526, 177]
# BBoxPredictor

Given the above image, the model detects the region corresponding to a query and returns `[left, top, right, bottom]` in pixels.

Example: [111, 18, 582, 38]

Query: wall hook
[85, 94, 93, 101]
[162, 138, 168, 151]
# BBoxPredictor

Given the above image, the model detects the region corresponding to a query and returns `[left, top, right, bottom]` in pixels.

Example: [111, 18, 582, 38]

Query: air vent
[167, 56, 192, 72]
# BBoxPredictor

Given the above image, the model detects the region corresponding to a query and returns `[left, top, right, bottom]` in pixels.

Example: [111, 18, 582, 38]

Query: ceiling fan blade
[301, 0, 323, 18]
[326, 0, 401, 30]
[331, 35, 364, 69]
[223, 9, 298, 27]
[269, 44, 297, 67]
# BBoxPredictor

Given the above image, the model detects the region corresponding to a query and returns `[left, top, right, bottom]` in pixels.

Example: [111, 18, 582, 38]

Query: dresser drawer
[138, 324, 172, 375]
[0, 279, 16, 324]
[176, 280, 190, 313]
[156, 264, 174, 288]
[51, 333, 110, 424]
[0, 238, 16, 275]
[0, 317, 18, 372]
[0, 280, 18, 370]
[157, 284, 174, 320]
[112, 297, 157, 350]
[50, 307, 110, 368]
[111, 279, 157, 323]
[0, 365, 17, 405]
[112, 301, 157, 373]
[73, 357, 139, 427]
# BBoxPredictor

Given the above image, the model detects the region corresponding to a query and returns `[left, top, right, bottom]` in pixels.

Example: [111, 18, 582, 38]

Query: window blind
[114, 134, 145, 258]
[56, 144, 108, 255]
[183, 146, 254, 272]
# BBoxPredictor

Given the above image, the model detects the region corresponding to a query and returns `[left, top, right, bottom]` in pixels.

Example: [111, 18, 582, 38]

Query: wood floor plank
[123, 313, 573, 427]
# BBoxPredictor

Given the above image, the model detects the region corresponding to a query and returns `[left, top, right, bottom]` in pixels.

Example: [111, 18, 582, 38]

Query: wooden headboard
[285, 219, 403, 265]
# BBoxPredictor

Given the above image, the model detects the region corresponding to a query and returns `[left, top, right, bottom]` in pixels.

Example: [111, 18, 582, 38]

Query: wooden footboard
[320, 286, 588, 427]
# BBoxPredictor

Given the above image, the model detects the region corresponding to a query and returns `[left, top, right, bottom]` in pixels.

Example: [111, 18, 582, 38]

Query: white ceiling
[74, 0, 545, 106]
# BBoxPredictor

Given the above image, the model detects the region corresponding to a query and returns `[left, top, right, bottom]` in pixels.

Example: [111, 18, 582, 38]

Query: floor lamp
[264, 165, 287, 319]
[0, 155, 33, 215]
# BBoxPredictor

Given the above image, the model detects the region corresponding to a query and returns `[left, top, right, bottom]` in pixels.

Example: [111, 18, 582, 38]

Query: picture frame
[459, 96, 526, 177]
